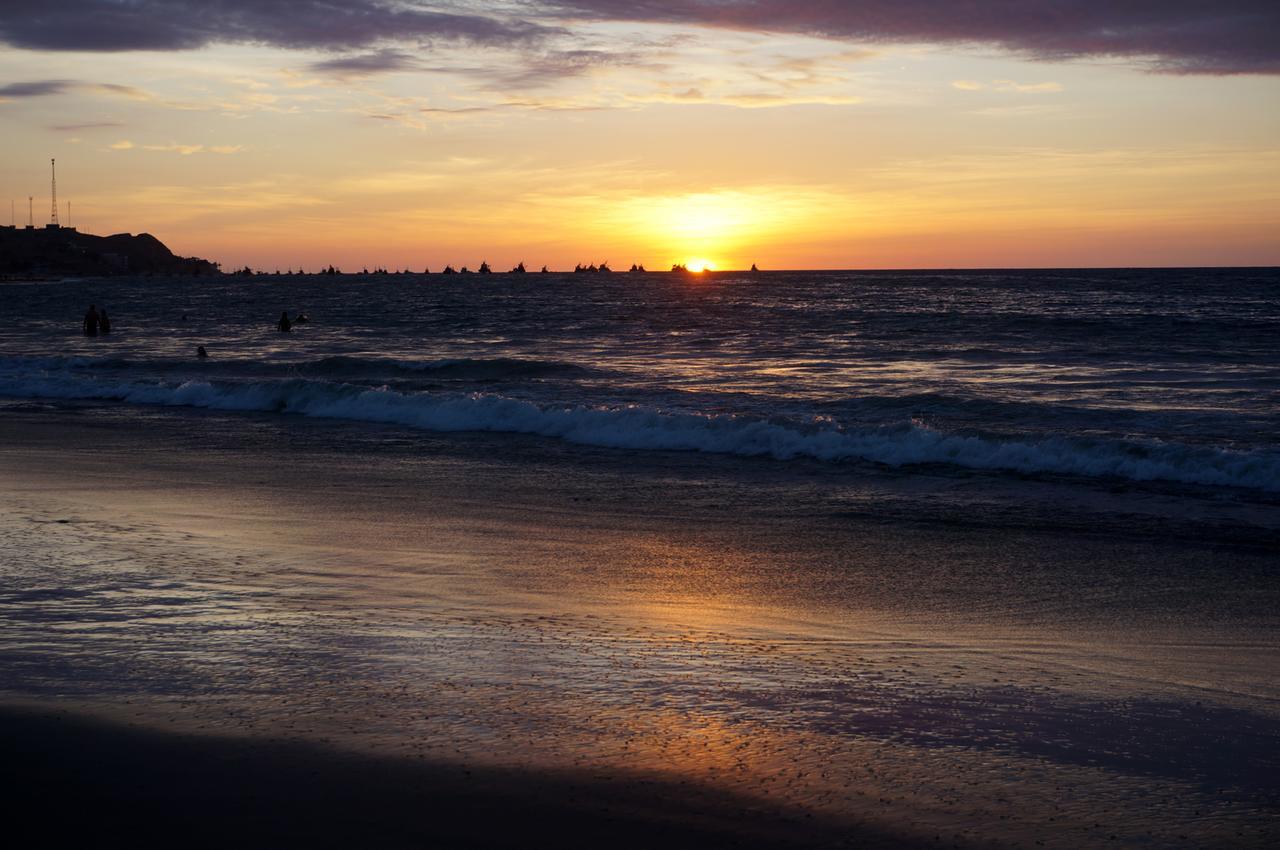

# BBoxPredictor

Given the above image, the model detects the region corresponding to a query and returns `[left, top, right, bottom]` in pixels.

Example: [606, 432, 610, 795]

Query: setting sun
[685, 259, 714, 272]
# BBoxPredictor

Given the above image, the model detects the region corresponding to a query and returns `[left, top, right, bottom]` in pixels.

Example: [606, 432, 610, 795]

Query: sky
[1, 1, 1278, 271]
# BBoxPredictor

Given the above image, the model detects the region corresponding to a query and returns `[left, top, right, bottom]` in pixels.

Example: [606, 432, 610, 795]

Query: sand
[1, 402, 1277, 847]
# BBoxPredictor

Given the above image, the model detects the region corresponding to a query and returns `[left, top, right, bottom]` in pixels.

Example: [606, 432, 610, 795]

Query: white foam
[2, 369, 1277, 492]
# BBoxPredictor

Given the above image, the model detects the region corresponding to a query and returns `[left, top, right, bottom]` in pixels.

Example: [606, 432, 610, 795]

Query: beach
[2, 384, 1277, 846]
[4, 0, 1279, 839]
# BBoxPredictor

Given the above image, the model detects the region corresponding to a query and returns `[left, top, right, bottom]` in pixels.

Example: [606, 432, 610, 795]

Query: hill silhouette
[0, 226, 218, 276]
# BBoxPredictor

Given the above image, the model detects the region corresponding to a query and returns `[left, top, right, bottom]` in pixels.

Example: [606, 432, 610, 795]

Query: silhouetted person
[277, 312, 292, 333]
[196, 345, 208, 359]
[83, 305, 99, 337]
[99, 310, 111, 334]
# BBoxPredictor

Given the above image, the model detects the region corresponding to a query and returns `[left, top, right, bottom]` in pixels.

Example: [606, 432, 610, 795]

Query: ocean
[1, 268, 1278, 847]
[3, 268, 1278, 490]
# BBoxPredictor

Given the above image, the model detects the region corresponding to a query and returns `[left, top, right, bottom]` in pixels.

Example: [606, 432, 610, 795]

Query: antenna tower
[28, 196, 33, 227]
[50, 159, 59, 227]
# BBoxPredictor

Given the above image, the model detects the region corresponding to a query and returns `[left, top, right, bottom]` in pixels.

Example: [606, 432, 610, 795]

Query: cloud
[486, 49, 651, 88]
[546, 1, 1280, 75]
[0, 79, 167, 105]
[307, 49, 421, 78]
[954, 79, 1063, 94]
[0, 79, 77, 99]
[2, 2, 1274, 76]
[135, 143, 243, 155]
[993, 80, 1064, 93]
[628, 88, 862, 108]
[109, 140, 134, 150]
[51, 120, 125, 131]
[0, 1, 552, 52]
[94, 83, 154, 100]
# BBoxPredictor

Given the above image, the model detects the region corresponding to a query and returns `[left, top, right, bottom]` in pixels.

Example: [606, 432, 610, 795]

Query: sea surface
[2, 268, 1278, 491]
[2, 268, 1278, 846]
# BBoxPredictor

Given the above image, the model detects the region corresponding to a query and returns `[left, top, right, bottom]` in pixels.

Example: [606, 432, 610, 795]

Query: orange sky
[2, 8, 1278, 270]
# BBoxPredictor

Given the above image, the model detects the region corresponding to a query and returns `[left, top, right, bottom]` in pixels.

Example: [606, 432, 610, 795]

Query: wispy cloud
[51, 120, 125, 131]
[0, 79, 77, 100]
[953, 79, 1064, 94]
[993, 79, 1064, 93]
[519, 48, 656, 87]
[139, 143, 243, 155]
[307, 49, 421, 78]
[628, 88, 862, 108]
[0, 78, 211, 112]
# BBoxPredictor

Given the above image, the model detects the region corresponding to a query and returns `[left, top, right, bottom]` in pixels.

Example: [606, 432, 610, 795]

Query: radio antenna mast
[50, 159, 59, 227]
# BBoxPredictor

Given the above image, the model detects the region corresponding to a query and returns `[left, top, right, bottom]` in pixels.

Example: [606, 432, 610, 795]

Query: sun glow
[603, 191, 799, 272]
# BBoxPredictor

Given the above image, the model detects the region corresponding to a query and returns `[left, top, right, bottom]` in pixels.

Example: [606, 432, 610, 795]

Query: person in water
[294, 312, 309, 324]
[196, 345, 208, 359]
[83, 305, 99, 337]
[277, 311, 292, 333]
[99, 309, 111, 335]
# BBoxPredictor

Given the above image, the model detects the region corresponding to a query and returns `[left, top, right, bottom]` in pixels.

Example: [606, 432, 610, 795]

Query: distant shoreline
[3, 265, 1278, 283]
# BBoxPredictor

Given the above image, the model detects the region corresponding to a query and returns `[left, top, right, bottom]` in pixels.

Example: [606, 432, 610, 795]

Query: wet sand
[3, 705, 929, 850]
[1, 403, 1277, 847]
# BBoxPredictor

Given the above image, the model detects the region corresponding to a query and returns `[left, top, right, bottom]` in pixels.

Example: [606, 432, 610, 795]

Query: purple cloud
[308, 50, 421, 77]
[0, 1, 552, 52]
[545, 1, 1280, 74]
[0, 80, 78, 97]
[1, 2, 1275, 75]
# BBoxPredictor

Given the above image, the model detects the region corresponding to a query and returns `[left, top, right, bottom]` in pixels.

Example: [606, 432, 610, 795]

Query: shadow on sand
[0, 706, 946, 849]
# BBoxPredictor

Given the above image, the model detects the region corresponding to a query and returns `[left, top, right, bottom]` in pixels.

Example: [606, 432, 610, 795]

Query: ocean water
[3, 268, 1280, 846]
[2, 268, 1278, 492]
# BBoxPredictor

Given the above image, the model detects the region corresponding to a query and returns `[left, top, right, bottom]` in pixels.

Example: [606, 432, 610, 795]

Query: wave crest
[1, 368, 1276, 492]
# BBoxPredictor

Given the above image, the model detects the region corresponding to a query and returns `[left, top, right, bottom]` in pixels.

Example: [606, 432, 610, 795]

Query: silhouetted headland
[0, 224, 218, 277]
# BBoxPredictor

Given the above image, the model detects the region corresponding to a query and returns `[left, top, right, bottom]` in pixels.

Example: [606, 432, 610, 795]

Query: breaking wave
[1, 368, 1276, 492]
[0, 354, 582, 381]
[305, 355, 582, 380]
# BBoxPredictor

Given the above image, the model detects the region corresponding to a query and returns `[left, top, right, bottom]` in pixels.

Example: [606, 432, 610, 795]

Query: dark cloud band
[548, 0, 1280, 74]
[0, 1, 551, 52]
[1, 1, 1275, 75]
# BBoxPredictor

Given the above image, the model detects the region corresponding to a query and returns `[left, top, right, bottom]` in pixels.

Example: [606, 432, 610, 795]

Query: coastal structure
[49, 159, 59, 229]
